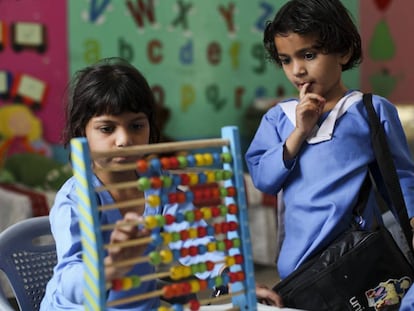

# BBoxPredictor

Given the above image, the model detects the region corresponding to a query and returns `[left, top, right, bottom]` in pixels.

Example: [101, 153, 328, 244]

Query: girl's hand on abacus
[255, 283, 284, 307]
[104, 212, 150, 280]
[295, 82, 326, 137]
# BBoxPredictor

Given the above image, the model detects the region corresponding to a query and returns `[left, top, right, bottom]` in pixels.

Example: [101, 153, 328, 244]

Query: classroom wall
[0, 0, 412, 155]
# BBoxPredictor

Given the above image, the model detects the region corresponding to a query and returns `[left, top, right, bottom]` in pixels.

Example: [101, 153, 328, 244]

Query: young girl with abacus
[40, 57, 281, 311]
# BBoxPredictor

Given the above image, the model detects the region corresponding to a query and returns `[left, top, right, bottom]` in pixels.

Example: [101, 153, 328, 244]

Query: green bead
[137, 177, 150, 191]
[149, 251, 161, 265]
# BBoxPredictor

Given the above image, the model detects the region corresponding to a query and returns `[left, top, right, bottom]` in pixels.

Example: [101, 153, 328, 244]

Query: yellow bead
[170, 266, 183, 280]
[206, 171, 216, 183]
[161, 232, 172, 244]
[160, 249, 173, 264]
[147, 195, 160, 207]
[189, 279, 201, 293]
[226, 256, 236, 267]
[188, 228, 198, 239]
[194, 153, 204, 166]
[203, 153, 213, 165]
[201, 207, 212, 219]
[145, 215, 158, 229]
[189, 173, 198, 185]
[207, 242, 216, 252]
[122, 277, 133, 290]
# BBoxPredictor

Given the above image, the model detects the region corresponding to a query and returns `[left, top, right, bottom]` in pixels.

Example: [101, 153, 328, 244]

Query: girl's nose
[116, 129, 132, 147]
[292, 60, 306, 77]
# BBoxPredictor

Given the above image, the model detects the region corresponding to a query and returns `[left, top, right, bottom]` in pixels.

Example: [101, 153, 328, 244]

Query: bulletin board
[1, 0, 361, 146]
[68, 0, 359, 141]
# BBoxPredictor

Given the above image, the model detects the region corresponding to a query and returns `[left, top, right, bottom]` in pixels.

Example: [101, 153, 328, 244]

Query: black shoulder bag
[273, 93, 414, 311]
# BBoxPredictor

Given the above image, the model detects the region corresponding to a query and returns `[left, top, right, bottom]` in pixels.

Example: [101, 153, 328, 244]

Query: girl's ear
[340, 49, 352, 66]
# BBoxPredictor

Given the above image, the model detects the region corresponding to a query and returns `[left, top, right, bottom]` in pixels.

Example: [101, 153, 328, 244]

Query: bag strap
[362, 93, 413, 253]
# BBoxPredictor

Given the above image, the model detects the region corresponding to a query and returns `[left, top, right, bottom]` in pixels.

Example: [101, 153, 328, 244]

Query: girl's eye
[279, 57, 290, 65]
[99, 126, 114, 133]
[131, 122, 146, 131]
[304, 52, 316, 61]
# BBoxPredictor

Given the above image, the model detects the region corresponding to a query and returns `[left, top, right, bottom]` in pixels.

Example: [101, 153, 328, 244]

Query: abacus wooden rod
[98, 198, 146, 212]
[105, 271, 171, 289]
[101, 219, 143, 231]
[198, 290, 245, 308]
[107, 288, 164, 307]
[95, 180, 139, 192]
[104, 236, 153, 250]
[92, 138, 229, 159]
[106, 286, 244, 308]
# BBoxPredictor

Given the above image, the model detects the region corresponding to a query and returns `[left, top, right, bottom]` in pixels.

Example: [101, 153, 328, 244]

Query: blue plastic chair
[0, 216, 56, 311]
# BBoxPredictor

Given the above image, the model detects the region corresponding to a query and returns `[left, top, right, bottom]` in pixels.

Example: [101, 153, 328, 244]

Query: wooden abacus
[70, 126, 257, 311]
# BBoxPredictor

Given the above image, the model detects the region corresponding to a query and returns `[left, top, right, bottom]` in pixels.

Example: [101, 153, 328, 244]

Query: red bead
[224, 239, 233, 250]
[111, 279, 123, 291]
[180, 248, 189, 257]
[193, 209, 203, 221]
[234, 254, 243, 264]
[180, 173, 190, 185]
[176, 192, 186, 203]
[189, 246, 198, 256]
[221, 222, 229, 233]
[211, 206, 220, 217]
[229, 221, 238, 231]
[169, 157, 179, 169]
[206, 261, 214, 271]
[165, 214, 175, 225]
[227, 204, 238, 214]
[199, 279, 208, 290]
[211, 187, 220, 199]
[237, 271, 245, 281]
[136, 159, 148, 173]
[168, 192, 177, 203]
[182, 282, 191, 294]
[163, 285, 176, 299]
[160, 157, 171, 170]
[214, 223, 222, 234]
[180, 229, 189, 241]
[189, 299, 201, 311]
[197, 226, 207, 237]
[226, 186, 236, 197]
[150, 177, 163, 189]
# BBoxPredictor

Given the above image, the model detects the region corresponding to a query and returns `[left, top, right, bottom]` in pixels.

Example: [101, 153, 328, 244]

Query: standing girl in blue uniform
[245, 0, 414, 290]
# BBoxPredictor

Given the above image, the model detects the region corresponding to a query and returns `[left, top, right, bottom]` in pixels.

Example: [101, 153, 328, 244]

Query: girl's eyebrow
[278, 45, 318, 58]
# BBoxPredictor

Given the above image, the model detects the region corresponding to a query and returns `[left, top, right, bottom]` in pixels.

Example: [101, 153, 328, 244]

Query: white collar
[279, 90, 363, 144]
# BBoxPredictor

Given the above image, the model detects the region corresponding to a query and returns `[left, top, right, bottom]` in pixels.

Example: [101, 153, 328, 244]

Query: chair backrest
[0, 216, 56, 311]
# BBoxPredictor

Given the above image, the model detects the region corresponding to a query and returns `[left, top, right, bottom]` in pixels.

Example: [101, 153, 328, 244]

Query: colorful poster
[0, 0, 68, 144]
[68, 0, 359, 141]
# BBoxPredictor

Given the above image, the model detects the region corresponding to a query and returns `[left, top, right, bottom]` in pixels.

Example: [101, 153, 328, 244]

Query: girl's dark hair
[263, 0, 362, 71]
[62, 57, 159, 147]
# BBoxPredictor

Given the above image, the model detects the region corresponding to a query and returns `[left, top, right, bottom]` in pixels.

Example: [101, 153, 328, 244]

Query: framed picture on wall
[11, 21, 47, 53]
[0, 70, 12, 100]
[10, 73, 48, 109]
[0, 21, 6, 51]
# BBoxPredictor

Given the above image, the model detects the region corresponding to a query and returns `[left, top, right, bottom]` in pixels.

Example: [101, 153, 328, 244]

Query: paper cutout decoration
[0, 21, 6, 51]
[374, 0, 393, 11]
[369, 68, 401, 98]
[0, 70, 13, 100]
[10, 73, 48, 110]
[0, 104, 48, 165]
[369, 19, 395, 61]
[11, 21, 47, 53]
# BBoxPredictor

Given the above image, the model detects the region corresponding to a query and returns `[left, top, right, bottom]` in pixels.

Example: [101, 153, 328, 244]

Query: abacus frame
[70, 126, 257, 311]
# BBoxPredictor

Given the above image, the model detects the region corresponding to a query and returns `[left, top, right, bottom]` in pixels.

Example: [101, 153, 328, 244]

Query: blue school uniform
[245, 90, 414, 279]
